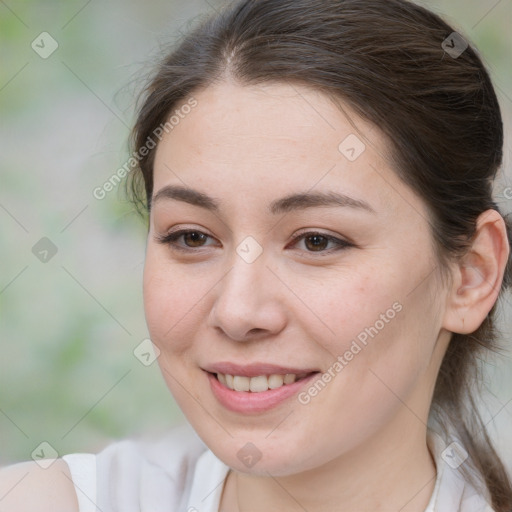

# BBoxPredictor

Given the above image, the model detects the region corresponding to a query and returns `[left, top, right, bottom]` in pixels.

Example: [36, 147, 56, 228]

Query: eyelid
[291, 228, 355, 245]
[154, 227, 219, 251]
[287, 229, 354, 255]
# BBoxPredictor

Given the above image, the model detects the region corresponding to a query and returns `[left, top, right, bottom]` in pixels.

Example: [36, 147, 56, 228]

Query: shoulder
[0, 424, 214, 512]
[0, 459, 78, 512]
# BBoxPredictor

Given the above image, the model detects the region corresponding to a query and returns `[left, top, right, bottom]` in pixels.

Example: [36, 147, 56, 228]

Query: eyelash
[155, 229, 353, 256]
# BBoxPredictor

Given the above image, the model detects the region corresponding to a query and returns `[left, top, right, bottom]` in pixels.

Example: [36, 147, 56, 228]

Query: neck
[229, 418, 436, 512]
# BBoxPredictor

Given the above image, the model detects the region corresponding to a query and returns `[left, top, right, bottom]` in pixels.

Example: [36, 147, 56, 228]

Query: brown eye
[290, 231, 353, 256]
[304, 234, 330, 252]
[155, 229, 217, 252]
[182, 231, 208, 247]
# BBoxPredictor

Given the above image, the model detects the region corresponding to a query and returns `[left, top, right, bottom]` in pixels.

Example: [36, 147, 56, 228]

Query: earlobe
[442, 209, 510, 334]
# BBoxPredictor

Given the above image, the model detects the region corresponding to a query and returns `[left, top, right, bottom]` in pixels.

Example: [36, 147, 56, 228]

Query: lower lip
[206, 371, 319, 414]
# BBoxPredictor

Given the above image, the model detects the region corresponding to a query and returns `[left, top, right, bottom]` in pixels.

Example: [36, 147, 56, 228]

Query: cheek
[284, 291, 439, 466]
[291, 266, 401, 351]
[143, 253, 209, 409]
[300, 263, 440, 404]
[142, 250, 209, 353]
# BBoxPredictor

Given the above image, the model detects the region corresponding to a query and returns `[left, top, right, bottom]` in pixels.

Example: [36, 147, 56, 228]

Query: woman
[1, 0, 511, 510]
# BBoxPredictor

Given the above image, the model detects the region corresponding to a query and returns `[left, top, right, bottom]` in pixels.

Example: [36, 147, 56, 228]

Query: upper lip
[202, 362, 320, 377]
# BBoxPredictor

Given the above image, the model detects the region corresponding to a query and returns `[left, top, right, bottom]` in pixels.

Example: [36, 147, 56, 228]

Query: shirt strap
[62, 453, 97, 512]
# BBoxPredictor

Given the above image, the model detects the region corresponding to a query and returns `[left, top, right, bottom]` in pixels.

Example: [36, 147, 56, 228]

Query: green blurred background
[1, 0, 512, 466]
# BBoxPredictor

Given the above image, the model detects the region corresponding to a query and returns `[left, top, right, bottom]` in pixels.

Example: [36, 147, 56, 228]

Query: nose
[207, 253, 287, 342]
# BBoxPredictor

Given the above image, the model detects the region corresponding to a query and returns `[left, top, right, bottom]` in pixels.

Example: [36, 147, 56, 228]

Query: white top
[62, 423, 495, 512]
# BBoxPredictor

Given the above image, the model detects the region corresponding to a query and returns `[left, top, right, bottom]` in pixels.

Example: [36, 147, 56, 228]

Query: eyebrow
[151, 185, 376, 215]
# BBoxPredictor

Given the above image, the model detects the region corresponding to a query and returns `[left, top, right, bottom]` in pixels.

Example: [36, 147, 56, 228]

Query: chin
[202, 434, 325, 477]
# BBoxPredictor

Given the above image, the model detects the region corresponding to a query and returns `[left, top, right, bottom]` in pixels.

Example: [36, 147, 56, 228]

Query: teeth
[283, 373, 296, 385]
[233, 376, 250, 392]
[249, 375, 268, 392]
[268, 374, 284, 389]
[216, 372, 304, 392]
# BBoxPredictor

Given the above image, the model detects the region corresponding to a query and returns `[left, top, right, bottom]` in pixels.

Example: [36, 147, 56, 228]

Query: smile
[204, 369, 321, 414]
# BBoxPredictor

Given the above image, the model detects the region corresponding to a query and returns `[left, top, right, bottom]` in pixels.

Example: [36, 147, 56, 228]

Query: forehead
[151, 81, 427, 222]
[155, 81, 378, 161]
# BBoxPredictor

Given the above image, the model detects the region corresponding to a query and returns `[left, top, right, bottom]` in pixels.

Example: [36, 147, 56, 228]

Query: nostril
[248, 328, 266, 336]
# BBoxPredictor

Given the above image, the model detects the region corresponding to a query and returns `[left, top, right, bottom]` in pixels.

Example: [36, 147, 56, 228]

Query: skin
[0, 460, 79, 512]
[143, 80, 509, 511]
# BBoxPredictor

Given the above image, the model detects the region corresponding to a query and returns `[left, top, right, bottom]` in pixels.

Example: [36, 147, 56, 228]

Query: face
[143, 81, 450, 476]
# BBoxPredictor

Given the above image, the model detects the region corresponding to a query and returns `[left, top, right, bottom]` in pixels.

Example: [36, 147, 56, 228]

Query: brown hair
[127, 0, 512, 508]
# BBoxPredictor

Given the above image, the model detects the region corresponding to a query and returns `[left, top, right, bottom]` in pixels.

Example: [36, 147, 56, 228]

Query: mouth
[201, 362, 322, 413]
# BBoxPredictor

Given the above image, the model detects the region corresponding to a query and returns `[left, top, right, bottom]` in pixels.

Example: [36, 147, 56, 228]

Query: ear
[442, 209, 510, 334]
